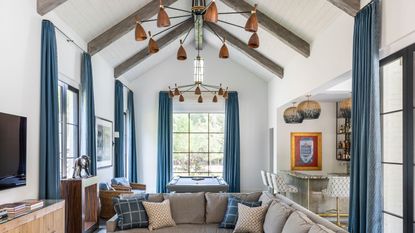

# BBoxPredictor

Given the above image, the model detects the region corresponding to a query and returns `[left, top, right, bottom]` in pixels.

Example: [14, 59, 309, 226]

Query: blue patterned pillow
[113, 196, 149, 230]
[219, 196, 262, 229]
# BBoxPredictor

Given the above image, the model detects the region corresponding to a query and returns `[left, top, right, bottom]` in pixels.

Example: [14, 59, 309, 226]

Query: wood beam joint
[327, 0, 360, 16]
[37, 0, 67, 16]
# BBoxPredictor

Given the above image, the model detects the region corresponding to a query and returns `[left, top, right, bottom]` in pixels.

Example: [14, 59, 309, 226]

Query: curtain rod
[54, 26, 87, 54]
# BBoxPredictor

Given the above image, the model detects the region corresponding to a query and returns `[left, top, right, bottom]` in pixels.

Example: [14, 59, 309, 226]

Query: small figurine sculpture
[72, 155, 91, 178]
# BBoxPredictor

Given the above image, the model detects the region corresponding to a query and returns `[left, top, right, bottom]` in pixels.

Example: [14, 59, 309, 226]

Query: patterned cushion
[142, 200, 176, 231]
[113, 197, 149, 230]
[233, 203, 268, 233]
[219, 196, 262, 229]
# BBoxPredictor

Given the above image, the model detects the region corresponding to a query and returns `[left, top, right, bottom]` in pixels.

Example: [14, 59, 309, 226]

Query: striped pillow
[219, 196, 262, 229]
[113, 196, 149, 230]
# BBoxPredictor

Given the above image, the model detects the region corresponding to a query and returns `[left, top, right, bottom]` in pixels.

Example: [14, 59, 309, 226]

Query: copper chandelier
[134, 0, 260, 57]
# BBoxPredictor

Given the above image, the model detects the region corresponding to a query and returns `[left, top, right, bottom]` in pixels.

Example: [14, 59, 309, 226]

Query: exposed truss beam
[114, 18, 194, 78]
[37, 0, 67, 16]
[88, 0, 179, 56]
[207, 23, 284, 78]
[327, 0, 360, 16]
[220, 0, 310, 58]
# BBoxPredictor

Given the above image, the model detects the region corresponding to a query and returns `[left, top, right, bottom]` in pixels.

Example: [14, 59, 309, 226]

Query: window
[58, 81, 79, 179]
[380, 44, 414, 233]
[173, 113, 224, 177]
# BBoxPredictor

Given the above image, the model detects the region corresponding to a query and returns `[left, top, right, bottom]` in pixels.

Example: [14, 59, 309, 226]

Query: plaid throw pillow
[113, 196, 149, 230]
[219, 196, 262, 229]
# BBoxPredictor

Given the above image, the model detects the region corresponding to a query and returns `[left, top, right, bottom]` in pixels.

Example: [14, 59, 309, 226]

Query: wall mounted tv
[0, 112, 27, 190]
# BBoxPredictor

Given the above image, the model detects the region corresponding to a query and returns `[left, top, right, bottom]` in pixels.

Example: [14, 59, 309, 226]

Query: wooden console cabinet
[0, 200, 65, 233]
[61, 176, 99, 233]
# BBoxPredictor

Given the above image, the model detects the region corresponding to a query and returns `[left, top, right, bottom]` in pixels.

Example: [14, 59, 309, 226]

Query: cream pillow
[233, 203, 268, 233]
[142, 200, 176, 231]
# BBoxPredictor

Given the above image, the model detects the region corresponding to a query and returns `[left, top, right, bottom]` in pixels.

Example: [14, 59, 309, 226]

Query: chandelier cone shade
[177, 40, 187, 60]
[204, 0, 218, 23]
[283, 106, 303, 124]
[248, 32, 259, 48]
[245, 4, 258, 32]
[219, 41, 229, 59]
[198, 95, 203, 103]
[157, 3, 171, 27]
[135, 18, 147, 41]
[218, 86, 224, 95]
[179, 94, 185, 102]
[174, 86, 180, 96]
[223, 88, 229, 98]
[148, 32, 159, 54]
[213, 94, 218, 103]
[169, 89, 174, 98]
[297, 97, 321, 119]
[195, 85, 201, 95]
[339, 97, 352, 118]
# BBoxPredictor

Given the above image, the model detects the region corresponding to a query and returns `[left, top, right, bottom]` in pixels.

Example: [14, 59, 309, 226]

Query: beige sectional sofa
[106, 191, 349, 233]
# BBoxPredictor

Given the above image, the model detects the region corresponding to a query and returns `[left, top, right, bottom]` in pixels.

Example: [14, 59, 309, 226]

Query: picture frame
[96, 117, 113, 169]
[290, 132, 322, 171]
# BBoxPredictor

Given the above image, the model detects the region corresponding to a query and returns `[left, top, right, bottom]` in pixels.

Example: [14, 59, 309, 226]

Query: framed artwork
[290, 132, 322, 171]
[96, 117, 113, 168]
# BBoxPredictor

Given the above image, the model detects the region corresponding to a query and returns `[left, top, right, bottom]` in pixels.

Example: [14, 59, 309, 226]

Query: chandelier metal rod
[182, 23, 195, 44]
[205, 22, 224, 43]
[218, 11, 251, 15]
[200, 84, 218, 94]
[177, 84, 196, 89]
[164, 5, 192, 14]
[141, 14, 192, 23]
[217, 20, 245, 29]
[153, 17, 193, 37]
[201, 83, 221, 89]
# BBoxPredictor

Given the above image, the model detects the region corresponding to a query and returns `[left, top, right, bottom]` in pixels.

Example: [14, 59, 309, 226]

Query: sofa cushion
[219, 196, 262, 229]
[119, 193, 164, 203]
[308, 224, 336, 233]
[205, 192, 262, 223]
[109, 224, 234, 233]
[119, 193, 149, 200]
[263, 200, 294, 233]
[142, 200, 176, 231]
[233, 203, 268, 233]
[113, 197, 148, 230]
[163, 192, 205, 224]
[112, 177, 131, 187]
[282, 211, 314, 233]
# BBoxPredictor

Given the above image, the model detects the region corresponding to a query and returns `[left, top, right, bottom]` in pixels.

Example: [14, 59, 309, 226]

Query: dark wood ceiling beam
[327, 0, 360, 16]
[220, 0, 310, 58]
[114, 18, 194, 78]
[207, 23, 284, 79]
[37, 0, 67, 16]
[88, 0, 179, 56]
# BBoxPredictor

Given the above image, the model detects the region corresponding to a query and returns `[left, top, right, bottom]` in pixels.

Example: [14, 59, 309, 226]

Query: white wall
[0, 0, 115, 204]
[276, 102, 346, 173]
[129, 45, 269, 193]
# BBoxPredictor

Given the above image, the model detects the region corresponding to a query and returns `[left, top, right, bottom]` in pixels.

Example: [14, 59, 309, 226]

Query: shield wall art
[290, 132, 322, 170]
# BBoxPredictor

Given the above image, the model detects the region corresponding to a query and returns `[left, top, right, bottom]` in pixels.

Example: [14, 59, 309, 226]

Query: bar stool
[271, 173, 298, 196]
[266, 171, 274, 194]
[322, 176, 350, 226]
[260, 170, 269, 191]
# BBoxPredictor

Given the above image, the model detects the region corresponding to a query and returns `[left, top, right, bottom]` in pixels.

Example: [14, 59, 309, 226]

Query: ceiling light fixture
[134, 0, 261, 58]
[339, 97, 352, 118]
[297, 95, 321, 120]
[283, 102, 304, 124]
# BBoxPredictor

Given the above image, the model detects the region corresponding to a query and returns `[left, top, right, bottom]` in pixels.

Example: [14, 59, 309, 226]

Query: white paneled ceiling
[53, 0, 342, 81]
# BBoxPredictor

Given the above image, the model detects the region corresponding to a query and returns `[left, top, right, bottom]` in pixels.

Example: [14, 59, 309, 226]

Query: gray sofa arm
[106, 215, 118, 232]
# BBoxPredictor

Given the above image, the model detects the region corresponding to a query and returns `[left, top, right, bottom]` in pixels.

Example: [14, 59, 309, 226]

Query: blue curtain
[81, 52, 96, 175]
[223, 92, 240, 192]
[348, 1, 383, 233]
[114, 80, 125, 177]
[157, 92, 173, 193]
[39, 20, 60, 199]
[127, 90, 138, 183]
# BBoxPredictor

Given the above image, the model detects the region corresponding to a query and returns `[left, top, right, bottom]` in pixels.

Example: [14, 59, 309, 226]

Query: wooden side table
[61, 176, 99, 233]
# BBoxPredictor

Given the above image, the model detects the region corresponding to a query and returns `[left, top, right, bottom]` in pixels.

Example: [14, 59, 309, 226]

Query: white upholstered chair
[271, 173, 298, 195]
[260, 170, 269, 189]
[266, 171, 274, 194]
[322, 176, 350, 226]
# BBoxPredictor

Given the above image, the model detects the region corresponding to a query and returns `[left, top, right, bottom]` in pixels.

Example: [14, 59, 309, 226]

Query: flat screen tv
[0, 112, 27, 190]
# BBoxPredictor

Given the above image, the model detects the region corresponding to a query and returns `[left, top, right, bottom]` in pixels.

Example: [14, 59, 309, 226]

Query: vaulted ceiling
[45, 0, 356, 81]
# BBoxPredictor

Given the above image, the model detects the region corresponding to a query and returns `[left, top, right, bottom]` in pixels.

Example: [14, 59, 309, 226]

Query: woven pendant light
[157, 1, 170, 27]
[198, 95, 203, 103]
[219, 38, 229, 59]
[135, 17, 147, 41]
[148, 31, 159, 54]
[245, 4, 258, 32]
[297, 95, 321, 120]
[177, 40, 187, 60]
[248, 32, 259, 48]
[283, 103, 303, 124]
[204, 0, 218, 23]
[339, 97, 352, 118]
